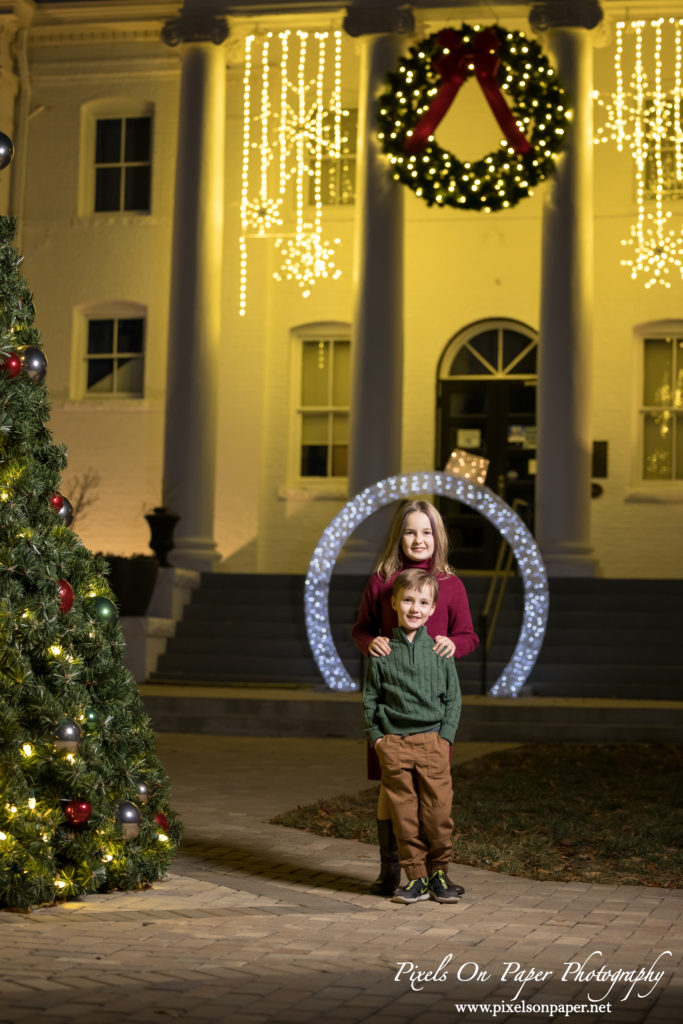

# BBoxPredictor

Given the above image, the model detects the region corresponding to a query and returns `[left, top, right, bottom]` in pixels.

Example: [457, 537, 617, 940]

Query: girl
[352, 499, 479, 896]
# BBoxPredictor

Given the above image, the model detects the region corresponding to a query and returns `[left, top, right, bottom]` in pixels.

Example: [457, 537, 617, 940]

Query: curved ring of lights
[376, 25, 569, 211]
[304, 471, 548, 697]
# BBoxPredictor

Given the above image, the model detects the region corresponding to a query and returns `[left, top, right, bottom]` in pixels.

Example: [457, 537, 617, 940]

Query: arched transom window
[439, 319, 537, 381]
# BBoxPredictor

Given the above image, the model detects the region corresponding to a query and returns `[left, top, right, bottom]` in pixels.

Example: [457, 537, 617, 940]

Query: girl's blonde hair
[376, 500, 454, 580]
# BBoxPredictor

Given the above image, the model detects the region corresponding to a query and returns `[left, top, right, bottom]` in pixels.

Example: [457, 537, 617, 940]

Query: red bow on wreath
[404, 27, 531, 156]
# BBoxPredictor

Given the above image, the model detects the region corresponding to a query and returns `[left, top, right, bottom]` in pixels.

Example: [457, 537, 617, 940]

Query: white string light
[240, 29, 345, 312]
[304, 472, 549, 697]
[278, 30, 290, 200]
[313, 33, 326, 241]
[595, 18, 683, 286]
[260, 33, 272, 223]
[331, 30, 342, 161]
[239, 33, 254, 316]
[615, 20, 625, 152]
[675, 20, 682, 182]
[294, 30, 307, 251]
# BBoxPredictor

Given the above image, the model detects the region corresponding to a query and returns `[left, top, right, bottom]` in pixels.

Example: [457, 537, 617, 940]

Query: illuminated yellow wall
[16, 2, 683, 577]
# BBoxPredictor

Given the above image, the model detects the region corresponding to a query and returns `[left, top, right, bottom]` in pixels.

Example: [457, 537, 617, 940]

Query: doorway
[436, 320, 538, 570]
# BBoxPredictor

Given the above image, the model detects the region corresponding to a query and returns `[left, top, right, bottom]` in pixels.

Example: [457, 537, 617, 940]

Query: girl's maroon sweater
[351, 559, 479, 659]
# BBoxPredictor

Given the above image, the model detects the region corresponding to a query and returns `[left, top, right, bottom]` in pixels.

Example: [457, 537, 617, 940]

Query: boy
[362, 568, 462, 904]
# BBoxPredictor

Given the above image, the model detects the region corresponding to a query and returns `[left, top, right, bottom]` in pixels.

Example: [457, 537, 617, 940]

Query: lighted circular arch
[304, 471, 548, 697]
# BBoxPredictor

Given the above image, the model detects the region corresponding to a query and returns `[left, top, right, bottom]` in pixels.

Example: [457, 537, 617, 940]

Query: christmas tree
[0, 202, 181, 910]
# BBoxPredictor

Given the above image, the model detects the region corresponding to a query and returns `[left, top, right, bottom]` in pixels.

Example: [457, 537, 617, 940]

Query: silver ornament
[116, 800, 141, 840]
[20, 346, 48, 382]
[53, 718, 82, 752]
[58, 495, 74, 527]
[135, 782, 150, 805]
[0, 132, 13, 170]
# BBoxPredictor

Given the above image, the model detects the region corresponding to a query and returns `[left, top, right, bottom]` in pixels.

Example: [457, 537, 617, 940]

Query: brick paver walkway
[0, 735, 681, 1024]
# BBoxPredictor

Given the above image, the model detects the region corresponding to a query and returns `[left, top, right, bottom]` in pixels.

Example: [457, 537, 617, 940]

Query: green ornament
[87, 596, 118, 622]
[82, 709, 99, 731]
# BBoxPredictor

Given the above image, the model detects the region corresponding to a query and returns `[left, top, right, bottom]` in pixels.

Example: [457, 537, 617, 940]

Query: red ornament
[155, 812, 169, 832]
[58, 579, 74, 613]
[50, 493, 65, 512]
[64, 799, 92, 826]
[1, 351, 21, 378]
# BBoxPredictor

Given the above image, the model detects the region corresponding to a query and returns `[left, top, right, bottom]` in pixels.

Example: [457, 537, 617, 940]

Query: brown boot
[368, 818, 400, 896]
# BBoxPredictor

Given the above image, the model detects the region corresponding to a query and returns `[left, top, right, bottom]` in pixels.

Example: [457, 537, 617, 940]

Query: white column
[343, 14, 412, 567]
[536, 25, 600, 577]
[161, 15, 227, 572]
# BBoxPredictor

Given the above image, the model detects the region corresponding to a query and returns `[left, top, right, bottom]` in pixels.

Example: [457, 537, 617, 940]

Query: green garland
[377, 25, 570, 211]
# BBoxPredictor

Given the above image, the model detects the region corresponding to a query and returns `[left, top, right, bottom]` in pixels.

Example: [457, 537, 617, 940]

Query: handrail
[479, 498, 529, 692]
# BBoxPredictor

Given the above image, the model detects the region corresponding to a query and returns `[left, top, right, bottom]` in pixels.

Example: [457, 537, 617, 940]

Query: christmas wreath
[377, 25, 570, 211]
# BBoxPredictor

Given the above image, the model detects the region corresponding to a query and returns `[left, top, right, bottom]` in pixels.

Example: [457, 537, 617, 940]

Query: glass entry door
[436, 322, 537, 570]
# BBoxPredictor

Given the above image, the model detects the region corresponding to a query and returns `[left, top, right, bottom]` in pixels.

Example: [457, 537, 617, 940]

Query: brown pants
[376, 732, 454, 880]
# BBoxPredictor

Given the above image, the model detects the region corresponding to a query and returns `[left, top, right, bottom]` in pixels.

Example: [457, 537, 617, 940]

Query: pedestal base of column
[170, 537, 221, 574]
[540, 542, 600, 578]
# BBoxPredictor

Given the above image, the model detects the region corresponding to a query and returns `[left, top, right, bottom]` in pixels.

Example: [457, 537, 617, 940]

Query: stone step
[152, 654, 680, 699]
[149, 573, 683, 701]
[139, 685, 683, 743]
[158, 635, 682, 675]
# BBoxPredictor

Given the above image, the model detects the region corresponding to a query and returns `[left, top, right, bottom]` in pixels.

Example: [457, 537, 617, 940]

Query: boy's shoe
[429, 869, 463, 903]
[391, 876, 430, 904]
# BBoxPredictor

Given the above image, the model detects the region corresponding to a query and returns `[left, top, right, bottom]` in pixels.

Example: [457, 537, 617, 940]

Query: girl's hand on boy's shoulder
[368, 636, 392, 657]
[432, 635, 455, 658]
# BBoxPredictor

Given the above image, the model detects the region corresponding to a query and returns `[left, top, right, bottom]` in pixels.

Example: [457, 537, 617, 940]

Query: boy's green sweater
[362, 626, 461, 746]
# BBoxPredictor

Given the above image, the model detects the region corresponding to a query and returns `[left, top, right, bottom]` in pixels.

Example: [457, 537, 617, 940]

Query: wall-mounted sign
[456, 428, 482, 449]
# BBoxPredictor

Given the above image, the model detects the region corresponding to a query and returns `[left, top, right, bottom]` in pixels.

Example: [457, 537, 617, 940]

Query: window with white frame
[85, 314, 145, 397]
[641, 334, 683, 479]
[297, 334, 350, 477]
[308, 108, 357, 206]
[644, 101, 683, 200]
[94, 116, 152, 213]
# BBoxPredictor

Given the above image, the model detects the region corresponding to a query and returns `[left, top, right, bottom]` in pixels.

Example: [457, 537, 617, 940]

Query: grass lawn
[272, 744, 683, 888]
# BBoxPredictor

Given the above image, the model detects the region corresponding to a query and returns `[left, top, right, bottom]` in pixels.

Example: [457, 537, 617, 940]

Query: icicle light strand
[595, 18, 683, 286]
[239, 34, 254, 316]
[240, 29, 344, 311]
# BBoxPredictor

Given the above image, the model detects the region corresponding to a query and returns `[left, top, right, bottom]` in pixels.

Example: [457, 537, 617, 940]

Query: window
[94, 116, 151, 212]
[644, 148, 683, 200]
[298, 336, 350, 477]
[309, 109, 357, 206]
[641, 335, 683, 479]
[441, 322, 538, 380]
[644, 101, 683, 200]
[86, 316, 145, 396]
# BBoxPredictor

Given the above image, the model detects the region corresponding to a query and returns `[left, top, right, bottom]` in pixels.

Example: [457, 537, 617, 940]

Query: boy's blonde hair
[392, 568, 439, 604]
[376, 500, 454, 580]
